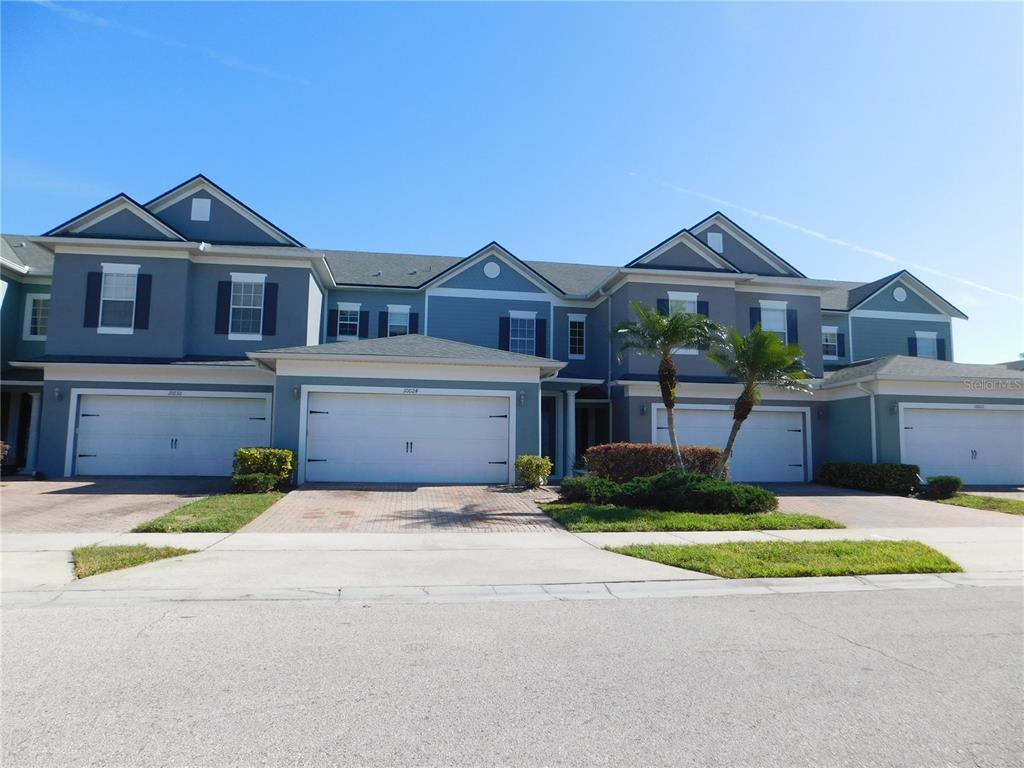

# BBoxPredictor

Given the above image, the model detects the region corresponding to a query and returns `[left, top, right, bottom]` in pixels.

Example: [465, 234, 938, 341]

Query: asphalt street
[3, 587, 1022, 768]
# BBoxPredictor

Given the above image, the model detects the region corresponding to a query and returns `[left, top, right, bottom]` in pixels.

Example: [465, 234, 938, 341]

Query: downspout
[855, 382, 877, 464]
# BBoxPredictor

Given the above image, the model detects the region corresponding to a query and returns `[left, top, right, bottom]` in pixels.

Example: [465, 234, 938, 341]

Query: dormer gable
[690, 211, 805, 277]
[144, 174, 303, 247]
[625, 228, 737, 272]
[42, 194, 185, 241]
[424, 241, 567, 296]
[850, 270, 967, 319]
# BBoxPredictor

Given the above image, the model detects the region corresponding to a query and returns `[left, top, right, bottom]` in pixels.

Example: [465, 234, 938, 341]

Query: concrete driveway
[242, 484, 562, 533]
[767, 483, 1024, 528]
[0, 477, 227, 533]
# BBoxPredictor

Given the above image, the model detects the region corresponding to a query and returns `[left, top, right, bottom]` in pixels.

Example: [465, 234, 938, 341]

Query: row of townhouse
[2, 175, 1021, 485]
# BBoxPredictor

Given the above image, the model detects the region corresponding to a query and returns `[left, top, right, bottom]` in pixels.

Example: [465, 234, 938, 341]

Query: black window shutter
[84, 272, 102, 328]
[749, 307, 761, 330]
[908, 336, 917, 356]
[696, 300, 709, 317]
[409, 312, 419, 334]
[133, 274, 152, 330]
[261, 283, 278, 336]
[378, 311, 388, 338]
[534, 318, 547, 357]
[358, 310, 369, 338]
[327, 309, 339, 337]
[656, 299, 669, 316]
[786, 309, 798, 344]
[937, 338, 947, 360]
[837, 333, 846, 357]
[498, 316, 510, 350]
[214, 281, 231, 334]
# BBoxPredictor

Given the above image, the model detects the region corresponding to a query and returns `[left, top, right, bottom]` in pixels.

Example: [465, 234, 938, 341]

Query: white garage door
[75, 394, 271, 476]
[656, 407, 807, 482]
[304, 392, 511, 483]
[902, 407, 1024, 485]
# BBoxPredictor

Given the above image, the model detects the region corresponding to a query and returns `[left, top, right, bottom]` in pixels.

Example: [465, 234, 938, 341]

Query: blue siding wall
[324, 289, 425, 339]
[552, 300, 609, 380]
[821, 311, 851, 369]
[850, 316, 952, 362]
[77, 209, 176, 241]
[438, 259, 544, 292]
[859, 278, 943, 314]
[643, 240, 724, 271]
[824, 397, 873, 462]
[696, 224, 788, 276]
[427, 295, 551, 352]
[153, 191, 287, 246]
[734, 291, 824, 377]
[1, 277, 24, 368]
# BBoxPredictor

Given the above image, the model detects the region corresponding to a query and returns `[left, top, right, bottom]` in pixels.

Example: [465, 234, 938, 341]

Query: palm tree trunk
[658, 355, 684, 470]
[715, 387, 755, 479]
[715, 418, 744, 480]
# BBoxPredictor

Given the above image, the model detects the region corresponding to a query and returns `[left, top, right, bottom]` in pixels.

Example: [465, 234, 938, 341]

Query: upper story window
[388, 305, 410, 337]
[23, 294, 50, 341]
[821, 326, 838, 359]
[98, 263, 140, 335]
[669, 291, 699, 355]
[191, 198, 212, 222]
[337, 302, 360, 340]
[915, 330, 938, 359]
[229, 273, 265, 341]
[706, 232, 724, 254]
[759, 300, 788, 344]
[509, 310, 536, 356]
[568, 314, 586, 359]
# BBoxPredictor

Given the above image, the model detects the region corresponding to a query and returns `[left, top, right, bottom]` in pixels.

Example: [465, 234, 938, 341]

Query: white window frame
[669, 291, 699, 355]
[23, 293, 50, 341]
[759, 299, 788, 345]
[915, 330, 938, 359]
[191, 197, 212, 222]
[336, 301, 361, 341]
[568, 313, 586, 360]
[228, 272, 266, 341]
[821, 325, 839, 360]
[508, 309, 537, 356]
[387, 304, 411, 337]
[706, 231, 724, 254]
[97, 263, 140, 335]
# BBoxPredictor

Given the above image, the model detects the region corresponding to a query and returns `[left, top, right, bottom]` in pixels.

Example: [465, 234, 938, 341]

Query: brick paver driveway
[241, 484, 562, 533]
[0, 477, 227, 533]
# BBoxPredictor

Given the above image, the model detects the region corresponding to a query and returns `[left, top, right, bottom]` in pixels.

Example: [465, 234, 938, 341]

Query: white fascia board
[689, 215, 793, 276]
[44, 239, 194, 255]
[1, 257, 30, 275]
[851, 309, 951, 322]
[256, 352, 564, 371]
[423, 245, 563, 297]
[31, 362, 273, 386]
[633, 231, 736, 271]
[612, 380, 819, 400]
[66, 198, 185, 241]
[274, 358, 547, 383]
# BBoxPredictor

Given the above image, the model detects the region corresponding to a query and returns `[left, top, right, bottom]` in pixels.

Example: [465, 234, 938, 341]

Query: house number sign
[403, 388, 419, 394]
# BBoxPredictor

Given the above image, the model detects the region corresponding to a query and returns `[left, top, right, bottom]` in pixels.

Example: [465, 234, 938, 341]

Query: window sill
[336, 335, 359, 343]
[22, 334, 47, 342]
[672, 348, 699, 356]
[823, 355, 839, 361]
[229, 333, 263, 342]
[568, 354, 586, 361]
[98, 326, 134, 335]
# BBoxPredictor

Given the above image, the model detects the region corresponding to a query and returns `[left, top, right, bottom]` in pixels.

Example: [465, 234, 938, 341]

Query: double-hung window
[23, 293, 50, 341]
[229, 273, 265, 341]
[337, 302, 360, 340]
[760, 300, 788, 344]
[668, 291, 699, 355]
[509, 310, 536, 355]
[568, 314, 586, 359]
[915, 330, 938, 359]
[821, 326, 838, 359]
[98, 263, 139, 334]
[388, 305, 410, 337]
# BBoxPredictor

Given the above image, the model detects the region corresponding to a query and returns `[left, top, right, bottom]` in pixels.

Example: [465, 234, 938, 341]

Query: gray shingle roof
[251, 333, 564, 368]
[2, 235, 54, 275]
[821, 355, 1024, 387]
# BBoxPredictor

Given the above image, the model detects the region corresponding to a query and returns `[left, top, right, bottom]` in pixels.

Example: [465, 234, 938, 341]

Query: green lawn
[935, 494, 1024, 516]
[541, 503, 843, 532]
[132, 492, 284, 533]
[607, 540, 962, 579]
[73, 544, 196, 579]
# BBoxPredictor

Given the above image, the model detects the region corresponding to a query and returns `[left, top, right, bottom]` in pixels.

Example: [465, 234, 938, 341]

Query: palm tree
[614, 301, 720, 470]
[706, 325, 812, 480]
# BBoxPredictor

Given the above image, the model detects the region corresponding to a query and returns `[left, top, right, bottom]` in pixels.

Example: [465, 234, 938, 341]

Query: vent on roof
[372, 271, 382, 277]
[408, 270, 417, 275]
[12, 242, 25, 248]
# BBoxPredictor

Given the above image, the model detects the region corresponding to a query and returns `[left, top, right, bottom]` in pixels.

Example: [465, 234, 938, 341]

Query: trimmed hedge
[233, 448, 295, 490]
[559, 470, 776, 514]
[816, 462, 921, 496]
[923, 475, 962, 500]
[584, 443, 726, 482]
[230, 473, 279, 494]
[515, 455, 553, 488]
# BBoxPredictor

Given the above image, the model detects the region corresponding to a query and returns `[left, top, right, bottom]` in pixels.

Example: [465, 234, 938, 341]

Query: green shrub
[923, 475, 962, 500]
[233, 448, 295, 489]
[584, 442, 726, 482]
[230, 473, 279, 494]
[558, 470, 775, 514]
[816, 462, 920, 496]
[515, 455, 553, 488]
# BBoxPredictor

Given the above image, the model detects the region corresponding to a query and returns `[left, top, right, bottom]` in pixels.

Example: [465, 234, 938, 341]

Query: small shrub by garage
[516, 455, 553, 488]
[558, 470, 776, 514]
[923, 475, 962, 500]
[230, 473, 279, 494]
[233, 448, 295, 490]
[816, 462, 920, 496]
[584, 443, 726, 482]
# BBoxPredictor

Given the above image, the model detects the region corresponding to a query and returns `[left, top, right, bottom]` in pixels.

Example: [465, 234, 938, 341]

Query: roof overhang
[42, 194, 186, 241]
[689, 211, 806, 277]
[247, 349, 566, 378]
[850, 271, 968, 320]
[626, 228, 738, 272]
[420, 241, 567, 297]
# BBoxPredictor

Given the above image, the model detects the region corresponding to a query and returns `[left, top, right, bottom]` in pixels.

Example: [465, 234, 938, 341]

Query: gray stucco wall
[439, 259, 542, 292]
[824, 396, 873, 463]
[154, 190, 288, 246]
[734, 291, 824, 376]
[36, 379, 274, 478]
[552, 300, 609, 380]
[850, 316, 952, 362]
[47, 253, 190, 359]
[859, 278, 943, 314]
[427, 295, 551, 352]
[644, 240, 725, 271]
[326, 289, 425, 339]
[273, 376, 541, 469]
[78, 209, 175, 241]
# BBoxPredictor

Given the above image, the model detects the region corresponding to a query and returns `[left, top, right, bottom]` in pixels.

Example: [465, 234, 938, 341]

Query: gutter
[855, 382, 878, 463]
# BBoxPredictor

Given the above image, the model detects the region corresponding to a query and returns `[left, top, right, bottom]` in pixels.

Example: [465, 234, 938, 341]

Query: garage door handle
[903, 426, 913, 430]
[80, 413, 100, 417]
[309, 410, 329, 415]
[489, 461, 508, 465]
[788, 464, 803, 467]
[787, 429, 802, 433]
[307, 458, 327, 463]
[77, 454, 97, 458]
[490, 414, 508, 419]
[248, 416, 266, 421]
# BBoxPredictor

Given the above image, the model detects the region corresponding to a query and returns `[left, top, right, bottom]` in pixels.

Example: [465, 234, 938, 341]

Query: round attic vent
[484, 262, 501, 279]
[892, 286, 907, 302]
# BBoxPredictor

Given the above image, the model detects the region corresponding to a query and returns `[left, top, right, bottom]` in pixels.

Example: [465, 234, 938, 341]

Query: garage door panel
[902, 407, 1024, 485]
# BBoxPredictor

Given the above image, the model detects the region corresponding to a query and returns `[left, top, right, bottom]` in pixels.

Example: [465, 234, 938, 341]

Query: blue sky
[2, 1, 1021, 363]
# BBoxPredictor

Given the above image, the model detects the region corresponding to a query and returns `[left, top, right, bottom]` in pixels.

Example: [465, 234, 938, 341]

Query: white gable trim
[422, 244, 563, 297]
[632, 230, 736, 271]
[690, 214, 794, 276]
[146, 178, 300, 246]
[58, 197, 185, 241]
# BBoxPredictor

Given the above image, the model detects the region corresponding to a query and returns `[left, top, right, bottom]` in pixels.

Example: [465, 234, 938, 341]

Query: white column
[565, 389, 577, 476]
[22, 392, 42, 475]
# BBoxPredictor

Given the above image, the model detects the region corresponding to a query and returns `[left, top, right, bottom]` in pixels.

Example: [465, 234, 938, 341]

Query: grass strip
[935, 494, 1024, 516]
[541, 503, 843, 532]
[73, 544, 196, 579]
[133, 492, 284, 533]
